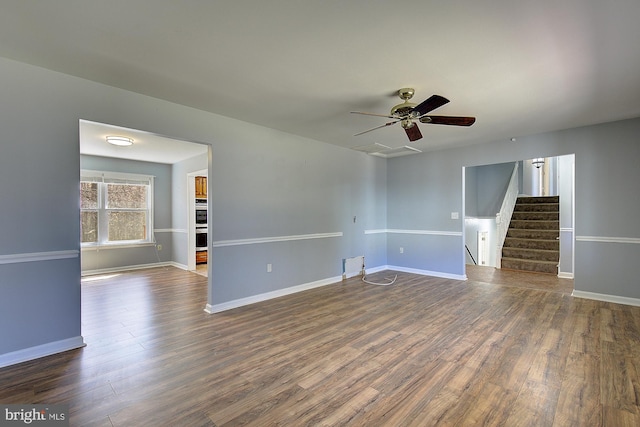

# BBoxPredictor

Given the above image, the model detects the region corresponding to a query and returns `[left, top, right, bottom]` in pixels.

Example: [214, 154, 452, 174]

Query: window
[81, 170, 154, 246]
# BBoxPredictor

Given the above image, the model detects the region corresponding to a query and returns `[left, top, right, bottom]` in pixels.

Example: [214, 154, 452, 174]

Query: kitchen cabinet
[196, 250, 208, 264]
[195, 176, 207, 198]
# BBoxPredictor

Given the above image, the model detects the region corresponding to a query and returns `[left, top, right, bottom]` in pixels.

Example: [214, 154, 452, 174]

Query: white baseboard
[167, 261, 189, 271]
[558, 272, 574, 279]
[205, 275, 342, 314]
[204, 265, 467, 314]
[0, 336, 86, 369]
[364, 265, 389, 275]
[82, 261, 187, 276]
[572, 290, 640, 307]
[378, 265, 467, 281]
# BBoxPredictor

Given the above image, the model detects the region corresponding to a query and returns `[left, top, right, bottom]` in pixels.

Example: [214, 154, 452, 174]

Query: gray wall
[0, 56, 386, 362]
[1, 53, 639, 366]
[79, 155, 173, 272]
[210, 131, 388, 302]
[386, 155, 465, 276]
[387, 117, 640, 297]
[465, 161, 516, 218]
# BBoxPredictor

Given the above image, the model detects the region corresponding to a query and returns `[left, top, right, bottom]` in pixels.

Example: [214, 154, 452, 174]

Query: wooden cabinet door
[196, 250, 208, 264]
[195, 176, 207, 198]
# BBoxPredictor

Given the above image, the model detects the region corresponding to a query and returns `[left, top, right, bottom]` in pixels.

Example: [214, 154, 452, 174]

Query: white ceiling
[79, 120, 207, 164]
[3, 1, 640, 157]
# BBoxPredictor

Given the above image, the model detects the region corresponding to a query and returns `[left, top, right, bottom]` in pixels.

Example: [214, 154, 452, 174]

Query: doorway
[79, 119, 210, 276]
[463, 154, 575, 282]
[187, 170, 208, 276]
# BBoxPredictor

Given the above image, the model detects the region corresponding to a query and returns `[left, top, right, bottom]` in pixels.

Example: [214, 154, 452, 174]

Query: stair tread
[508, 226, 559, 230]
[505, 237, 558, 242]
[515, 202, 559, 205]
[511, 221, 559, 223]
[501, 257, 558, 265]
[503, 247, 559, 253]
[505, 197, 560, 274]
[517, 196, 559, 201]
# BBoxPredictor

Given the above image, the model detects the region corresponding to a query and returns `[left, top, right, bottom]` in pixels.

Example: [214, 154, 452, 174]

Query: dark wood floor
[1, 266, 639, 426]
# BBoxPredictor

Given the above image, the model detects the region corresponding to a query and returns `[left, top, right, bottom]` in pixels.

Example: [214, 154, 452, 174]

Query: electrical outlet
[400, 247, 404, 254]
[267, 263, 272, 273]
[157, 244, 163, 251]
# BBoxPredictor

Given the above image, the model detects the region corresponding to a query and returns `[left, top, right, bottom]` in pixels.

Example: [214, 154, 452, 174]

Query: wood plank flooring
[1, 266, 639, 426]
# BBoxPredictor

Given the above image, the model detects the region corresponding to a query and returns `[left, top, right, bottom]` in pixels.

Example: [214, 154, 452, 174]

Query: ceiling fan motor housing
[397, 88, 415, 100]
[391, 88, 417, 117]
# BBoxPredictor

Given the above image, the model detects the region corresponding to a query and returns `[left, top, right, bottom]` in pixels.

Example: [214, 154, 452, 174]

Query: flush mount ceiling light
[106, 136, 133, 146]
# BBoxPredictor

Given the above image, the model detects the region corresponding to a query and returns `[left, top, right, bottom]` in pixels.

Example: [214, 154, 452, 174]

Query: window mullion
[98, 181, 108, 245]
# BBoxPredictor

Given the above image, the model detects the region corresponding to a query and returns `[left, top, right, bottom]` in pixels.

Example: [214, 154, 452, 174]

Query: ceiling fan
[351, 88, 475, 142]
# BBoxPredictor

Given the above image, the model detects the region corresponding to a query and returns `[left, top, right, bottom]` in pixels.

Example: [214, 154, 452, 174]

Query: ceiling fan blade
[419, 115, 476, 126]
[412, 95, 450, 116]
[351, 111, 396, 119]
[404, 124, 423, 142]
[354, 120, 400, 136]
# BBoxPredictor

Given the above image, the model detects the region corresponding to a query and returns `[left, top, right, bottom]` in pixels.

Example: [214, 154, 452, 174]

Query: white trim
[81, 169, 154, 183]
[81, 242, 156, 251]
[0, 250, 79, 265]
[82, 261, 187, 277]
[205, 275, 342, 313]
[367, 264, 466, 280]
[364, 229, 388, 235]
[572, 290, 640, 307]
[560, 228, 574, 232]
[386, 265, 467, 280]
[576, 236, 640, 244]
[154, 228, 188, 234]
[169, 261, 189, 271]
[364, 229, 463, 237]
[364, 265, 389, 274]
[212, 232, 343, 248]
[558, 272, 574, 279]
[0, 336, 85, 369]
[204, 264, 467, 314]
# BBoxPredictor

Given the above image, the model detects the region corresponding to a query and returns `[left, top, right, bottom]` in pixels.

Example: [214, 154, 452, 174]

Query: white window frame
[80, 170, 154, 248]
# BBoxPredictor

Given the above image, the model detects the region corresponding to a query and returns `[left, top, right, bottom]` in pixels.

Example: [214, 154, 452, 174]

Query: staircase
[501, 196, 559, 274]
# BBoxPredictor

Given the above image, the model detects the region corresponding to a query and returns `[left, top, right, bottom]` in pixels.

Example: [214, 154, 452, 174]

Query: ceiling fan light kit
[351, 88, 476, 143]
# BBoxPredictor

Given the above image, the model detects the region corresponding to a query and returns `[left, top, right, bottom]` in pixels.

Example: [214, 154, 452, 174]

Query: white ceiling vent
[351, 143, 422, 158]
[351, 143, 392, 154]
[371, 145, 422, 158]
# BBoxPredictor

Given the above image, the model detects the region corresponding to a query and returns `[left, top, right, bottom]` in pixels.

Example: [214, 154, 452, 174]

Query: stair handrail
[495, 162, 519, 268]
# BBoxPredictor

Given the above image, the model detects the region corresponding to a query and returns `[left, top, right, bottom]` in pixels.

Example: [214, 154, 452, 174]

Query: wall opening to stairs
[464, 154, 575, 279]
